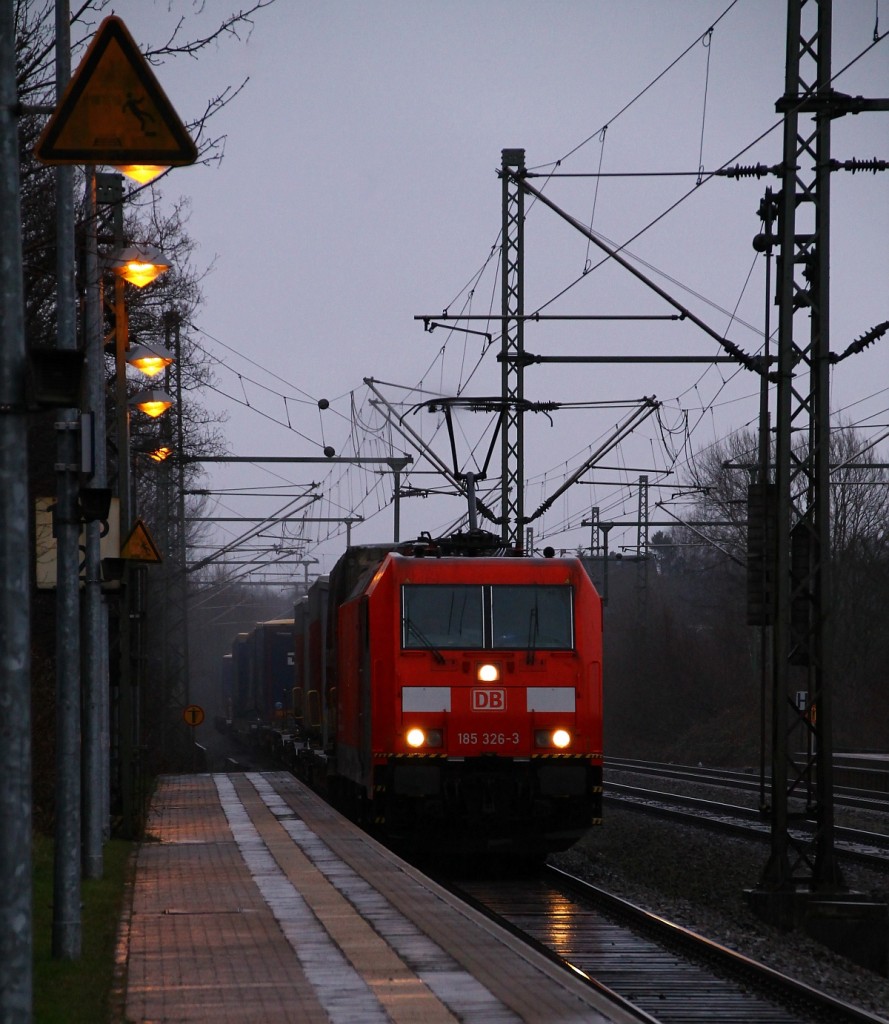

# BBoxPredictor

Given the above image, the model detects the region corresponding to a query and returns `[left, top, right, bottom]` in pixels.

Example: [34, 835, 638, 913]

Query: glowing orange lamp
[129, 388, 173, 418]
[111, 244, 171, 288]
[127, 342, 174, 378]
[115, 165, 169, 186]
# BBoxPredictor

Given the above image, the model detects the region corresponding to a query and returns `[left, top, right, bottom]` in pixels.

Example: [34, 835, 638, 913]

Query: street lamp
[129, 388, 174, 418]
[147, 445, 174, 463]
[111, 243, 171, 288]
[131, 433, 174, 463]
[127, 342, 174, 377]
[116, 164, 169, 186]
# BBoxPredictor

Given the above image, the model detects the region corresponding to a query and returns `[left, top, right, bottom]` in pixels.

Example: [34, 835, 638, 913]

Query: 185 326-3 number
[457, 732, 520, 746]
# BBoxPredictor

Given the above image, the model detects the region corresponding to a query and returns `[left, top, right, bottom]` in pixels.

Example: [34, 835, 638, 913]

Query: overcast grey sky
[101, 1, 888, 584]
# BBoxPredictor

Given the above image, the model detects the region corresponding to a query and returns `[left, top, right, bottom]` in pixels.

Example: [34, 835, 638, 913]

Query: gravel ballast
[551, 796, 889, 1020]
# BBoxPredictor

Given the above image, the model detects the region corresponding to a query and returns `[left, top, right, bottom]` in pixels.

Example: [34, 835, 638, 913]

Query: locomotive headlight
[535, 728, 572, 749]
[404, 727, 443, 749]
[477, 662, 500, 682]
[552, 729, 571, 749]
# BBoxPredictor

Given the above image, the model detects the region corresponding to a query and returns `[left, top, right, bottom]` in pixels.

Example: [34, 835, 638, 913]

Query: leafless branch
[142, 2, 278, 63]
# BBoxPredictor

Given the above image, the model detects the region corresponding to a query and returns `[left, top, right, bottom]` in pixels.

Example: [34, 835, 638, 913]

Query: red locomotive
[290, 532, 604, 858]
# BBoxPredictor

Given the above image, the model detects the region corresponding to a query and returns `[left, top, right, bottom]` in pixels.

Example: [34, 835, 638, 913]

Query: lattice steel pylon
[500, 149, 525, 550]
[635, 475, 650, 618]
[753, 0, 844, 922]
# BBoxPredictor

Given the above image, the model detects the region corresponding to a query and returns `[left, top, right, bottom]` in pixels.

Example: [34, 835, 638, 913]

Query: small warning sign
[121, 518, 162, 563]
[183, 705, 205, 727]
[35, 16, 197, 166]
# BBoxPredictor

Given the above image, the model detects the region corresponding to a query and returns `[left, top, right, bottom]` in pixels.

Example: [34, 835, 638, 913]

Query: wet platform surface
[114, 771, 638, 1023]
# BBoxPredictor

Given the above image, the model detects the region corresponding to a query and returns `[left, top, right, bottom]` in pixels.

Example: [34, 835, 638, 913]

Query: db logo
[472, 688, 506, 711]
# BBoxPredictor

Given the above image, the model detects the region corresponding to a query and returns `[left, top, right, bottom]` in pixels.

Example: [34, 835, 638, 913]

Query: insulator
[843, 158, 888, 174]
[833, 320, 889, 363]
[718, 163, 775, 179]
[828, 158, 888, 174]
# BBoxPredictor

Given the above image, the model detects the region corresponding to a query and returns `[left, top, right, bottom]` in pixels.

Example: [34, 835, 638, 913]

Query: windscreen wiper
[526, 606, 539, 665]
[404, 618, 445, 664]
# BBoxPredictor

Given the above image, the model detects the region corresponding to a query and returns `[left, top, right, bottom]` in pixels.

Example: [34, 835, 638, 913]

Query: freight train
[225, 618, 295, 755]
[223, 529, 604, 859]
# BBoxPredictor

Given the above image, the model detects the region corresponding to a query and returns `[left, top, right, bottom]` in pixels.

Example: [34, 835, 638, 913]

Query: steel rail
[444, 869, 887, 1024]
[604, 785, 889, 869]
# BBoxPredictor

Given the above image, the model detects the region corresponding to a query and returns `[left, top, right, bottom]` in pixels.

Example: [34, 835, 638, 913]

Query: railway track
[603, 757, 889, 869]
[449, 866, 889, 1024]
[605, 784, 889, 868]
[606, 757, 889, 814]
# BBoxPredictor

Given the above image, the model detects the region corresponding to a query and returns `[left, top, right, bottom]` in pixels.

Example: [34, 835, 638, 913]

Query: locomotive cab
[333, 550, 603, 857]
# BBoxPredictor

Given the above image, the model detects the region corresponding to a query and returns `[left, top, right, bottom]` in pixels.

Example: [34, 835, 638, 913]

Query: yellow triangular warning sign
[35, 16, 197, 166]
[120, 518, 162, 563]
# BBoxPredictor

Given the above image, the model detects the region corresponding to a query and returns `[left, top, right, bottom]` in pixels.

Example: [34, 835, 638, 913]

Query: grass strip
[32, 834, 133, 1024]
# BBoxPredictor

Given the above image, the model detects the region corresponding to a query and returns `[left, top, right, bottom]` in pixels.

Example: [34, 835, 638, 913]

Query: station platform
[112, 771, 640, 1023]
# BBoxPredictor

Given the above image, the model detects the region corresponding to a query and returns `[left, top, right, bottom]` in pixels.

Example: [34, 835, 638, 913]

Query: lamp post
[31, 10, 197, 969]
[105, 211, 172, 839]
[172, 314, 191, 748]
[81, 170, 112, 883]
[51, 0, 82, 962]
[135, 312, 192, 771]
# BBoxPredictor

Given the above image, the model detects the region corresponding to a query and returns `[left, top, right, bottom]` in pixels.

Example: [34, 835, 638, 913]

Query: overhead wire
[536, 0, 742, 171]
[696, 28, 715, 186]
[185, 7, 887, 563]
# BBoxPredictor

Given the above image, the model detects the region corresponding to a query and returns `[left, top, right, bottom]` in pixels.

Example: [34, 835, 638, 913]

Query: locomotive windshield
[402, 585, 483, 649]
[402, 584, 574, 651]
[490, 585, 573, 650]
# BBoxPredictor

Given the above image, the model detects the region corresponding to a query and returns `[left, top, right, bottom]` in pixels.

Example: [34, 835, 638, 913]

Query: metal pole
[173, 314, 192, 750]
[600, 525, 613, 606]
[500, 148, 525, 549]
[170, 311, 192, 770]
[156, 352, 172, 767]
[111, 199, 137, 838]
[392, 467, 402, 542]
[636, 475, 649, 618]
[52, 0, 82, 961]
[0, 0, 34, 1013]
[81, 168, 108, 879]
[756, 189, 775, 816]
[95, 175, 121, 842]
[386, 457, 410, 543]
[752, 0, 853, 921]
[588, 507, 599, 558]
[808, 0, 840, 889]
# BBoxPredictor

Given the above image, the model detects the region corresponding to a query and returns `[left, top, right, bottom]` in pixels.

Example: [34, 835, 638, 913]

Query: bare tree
[18, 0, 276, 162]
[668, 424, 889, 751]
[17, 0, 278, 339]
[605, 424, 889, 762]
[16, 0, 278, 491]
[18, 0, 278, 815]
